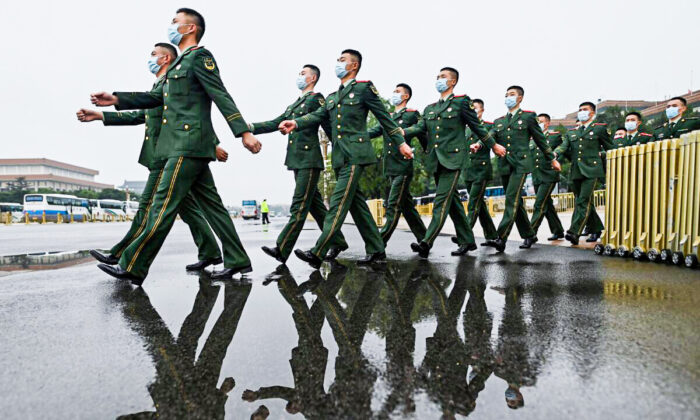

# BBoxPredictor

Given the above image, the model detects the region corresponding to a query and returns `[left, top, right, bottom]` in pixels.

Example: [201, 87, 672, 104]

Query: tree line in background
[0, 177, 138, 203]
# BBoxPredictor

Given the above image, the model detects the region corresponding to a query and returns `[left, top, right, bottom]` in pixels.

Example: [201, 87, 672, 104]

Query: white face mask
[538, 123, 546, 132]
[577, 110, 591, 122]
[624, 121, 638, 131]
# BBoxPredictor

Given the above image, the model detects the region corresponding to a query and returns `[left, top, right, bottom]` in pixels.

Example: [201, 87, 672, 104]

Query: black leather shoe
[324, 245, 349, 261]
[186, 256, 223, 271]
[565, 232, 579, 245]
[451, 236, 459, 245]
[581, 228, 590, 237]
[357, 252, 386, 265]
[90, 250, 118, 265]
[548, 233, 564, 241]
[481, 239, 497, 248]
[410, 242, 430, 259]
[586, 233, 601, 243]
[261, 246, 286, 263]
[294, 249, 323, 269]
[210, 265, 253, 280]
[493, 238, 506, 253]
[97, 263, 144, 286]
[451, 243, 477, 256]
[519, 237, 538, 249]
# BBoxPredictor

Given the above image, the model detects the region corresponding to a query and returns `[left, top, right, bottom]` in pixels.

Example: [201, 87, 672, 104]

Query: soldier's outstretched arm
[249, 112, 286, 135]
[292, 102, 328, 132]
[402, 115, 426, 139]
[553, 134, 570, 161]
[102, 110, 146, 126]
[109, 82, 164, 111]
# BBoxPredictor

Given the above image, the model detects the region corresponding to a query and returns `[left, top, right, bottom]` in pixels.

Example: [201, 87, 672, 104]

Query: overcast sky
[2, 0, 697, 206]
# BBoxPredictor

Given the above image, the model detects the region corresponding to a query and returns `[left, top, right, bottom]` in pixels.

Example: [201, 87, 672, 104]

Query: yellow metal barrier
[596, 132, 699, 268]
[366, 199, 385, 228]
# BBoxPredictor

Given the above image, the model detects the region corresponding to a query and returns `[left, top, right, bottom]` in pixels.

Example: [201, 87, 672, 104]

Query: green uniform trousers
[118, 157, 250, 279]
[496, 173, 536, 240]
[423, 166, 475, 247]
[530, 181, 564, 236]
[381, 174, 426, 244]
[277, 168, 348, 261]
[568, 177, 603, 236]
[465, 180, 498, 240]
[311, 164, 384, 258]
[110, 168, 221, 262]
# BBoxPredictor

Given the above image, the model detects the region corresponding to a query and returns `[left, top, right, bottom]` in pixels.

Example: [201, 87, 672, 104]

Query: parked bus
[123, 201, 139, 219]
[241, 200, 260, 220]
[89, 199, 126, 220]
[0, 202, 24, 222]
[23, 194, 89, 222]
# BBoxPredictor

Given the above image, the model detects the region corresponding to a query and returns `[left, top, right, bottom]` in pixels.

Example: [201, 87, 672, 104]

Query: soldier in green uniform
[471, 86, 560, 252]
[654, 96, 700, 141]
[279, 49, 413, 269]
[554, 102, 613, 245]
[77, 43, 225, 272]
[367, 83, 427, 246]
[456, 98, 498, 246]
[403, 67, 504, 258]
[249, 64, 348, 263]
[529, 113, 565, 240]
[611, 127, 628, 149]
[90, 8, 262, 284]
[624, 111, 654, 146]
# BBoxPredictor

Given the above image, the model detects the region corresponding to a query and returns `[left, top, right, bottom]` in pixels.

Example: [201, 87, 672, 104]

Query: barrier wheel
[671, 252, 684, 266]
[603, 245, 615, 256]
[647, 249, 660, 262]
[617, 247, 629, 258]
[632, 247, 646, 260]
[594, 244, 604, 255]
[659, 249, 672, 263]
[685, 255, 698, 269]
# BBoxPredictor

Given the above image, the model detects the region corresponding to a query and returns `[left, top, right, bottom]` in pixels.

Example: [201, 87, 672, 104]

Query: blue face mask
[148, 56, 162, 75]
[505, 95, 518, 109]
[390, 92, 404, 106]
[335, 62, 349, 79]
[666, 106, 680, 119]
[167, 23, 184, 45]
[435, 78, 449, 93]
[577, 110, 591, 122]
[296, 75, 308, 90]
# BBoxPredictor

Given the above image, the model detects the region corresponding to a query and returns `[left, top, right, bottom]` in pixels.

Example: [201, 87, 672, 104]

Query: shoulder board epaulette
[522, 109, 535, 113]
[498, 115, 507, 120]
[593, 122, 607, 126]
[356, 80, 370, 83]
[406, 108, 417, 112]
[453, 94, 466, 98]
[640, 132, 653, 137]
[569, 127, 579, 131]
[189, 46, 204, 53]
[483, 121, 493, 125]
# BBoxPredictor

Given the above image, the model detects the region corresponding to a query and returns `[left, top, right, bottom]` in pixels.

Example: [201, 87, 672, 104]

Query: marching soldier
[457, 98, 498, 246]
[624, 111, 654, 145]
[279, 49, 414, 269]
[249, 64, 348, 263]
[471, 86, 560, 252]
[90, 8, 262, 283]
[654, 96, 700, 141]
[554, 101, 613, 245]
[529, 113, 565, 240]
[367, 83, 427, 246]
[77, 43, 225, 273]
[402, 67, 503, 258]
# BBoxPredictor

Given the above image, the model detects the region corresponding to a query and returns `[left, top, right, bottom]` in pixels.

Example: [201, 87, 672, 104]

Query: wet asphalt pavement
[0, 219, 698, 419]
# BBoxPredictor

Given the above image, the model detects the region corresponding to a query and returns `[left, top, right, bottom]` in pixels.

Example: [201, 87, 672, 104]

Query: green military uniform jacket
[250, 91, 327, 170]
[530, 130, 563, 184]
[482, 108, 554, 175]
[403, 94, 491, 174]
[626, 131, 654, 146]
[368, 107, 426, 176]
[653, 114, 700, 141]
[464, 121, 494, 182]
[295, 79, 405, 170]
[114, 46, 249, 161]
[555, 122, 613, 179]
[611, 133, 628, 149]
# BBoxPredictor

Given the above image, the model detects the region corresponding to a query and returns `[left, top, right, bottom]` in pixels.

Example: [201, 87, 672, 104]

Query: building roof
[0, 174, 112, 189]
[0, 158, 99, 176]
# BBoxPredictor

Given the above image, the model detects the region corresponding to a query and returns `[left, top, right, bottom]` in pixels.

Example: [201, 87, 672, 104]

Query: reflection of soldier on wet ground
[462, 264, 495, 400]
[378, 261, 428, 418]
[113, 277, 250, 419]
[242, 263, 347, 418]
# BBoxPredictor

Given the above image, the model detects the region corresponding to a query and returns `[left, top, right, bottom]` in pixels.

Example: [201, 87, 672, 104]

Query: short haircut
[616, 127, 627, 133]
[396, 83, 412, 100]
[472, 98, 484, 107]
[176, 8, 205, 41]
[342, 49, 362, 70]
[154, 42, 178, 60]
[625, 111, 642, 121]
[507, 85, 524, 96]
[303, 64, 320, 82]
[669, 96, 687, 106]
[579, 101, 596, 112]
[440, 67, 459, 82]
[537, 113, 551, 122]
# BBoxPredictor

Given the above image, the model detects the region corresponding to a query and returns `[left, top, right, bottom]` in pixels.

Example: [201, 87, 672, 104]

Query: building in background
[0, 158, 112, 192]
[117, 180, 147, 195]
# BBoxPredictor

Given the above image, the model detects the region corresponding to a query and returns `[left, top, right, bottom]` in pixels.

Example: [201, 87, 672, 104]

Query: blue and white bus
[23, 194, 90, 222]
[241, 200, 260, 220]
[89, 199, 126, 220]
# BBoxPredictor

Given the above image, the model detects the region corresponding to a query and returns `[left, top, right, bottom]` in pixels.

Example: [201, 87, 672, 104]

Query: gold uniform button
[337, 115, 341, 119]
[481, 162, 486, 165]
[388, 143, 392, 146]
[434, 144, 438, 148]
[337, 104, 341, 108]
[507, 128, 511, 131]
[436, 135, 440, 138]
[578, 158, 582, 161]
[507, 136, 511, 139]
[289, 141, 293, 144]
[304, 145, 309, 150]
[145, 136, 149, 140]
[162, 118, 167, 124]
[337, 135, 341, 139]
[437, 117, 441, 120]
[455, 148, 459, 152]
[184, 124, 190, 130]
[337, 125, 341, 129]
[388, 151, 391, 154]
[507, 143, 511, 147]
[536, 165, 539, 168]
[164, 92, 168, 97]
[145, 115, 148, 119]
[507, 151, 511, 155]
[164, 105, 168, 110]
[436, 126, 440, 130]
[358, 138, 363, 142]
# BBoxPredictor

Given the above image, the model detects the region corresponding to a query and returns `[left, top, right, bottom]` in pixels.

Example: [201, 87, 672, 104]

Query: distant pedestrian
[261, 199, 270, 225]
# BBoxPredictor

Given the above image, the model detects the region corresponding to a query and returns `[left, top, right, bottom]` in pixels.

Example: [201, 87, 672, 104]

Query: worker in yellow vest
[261, 199, 270, 225]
